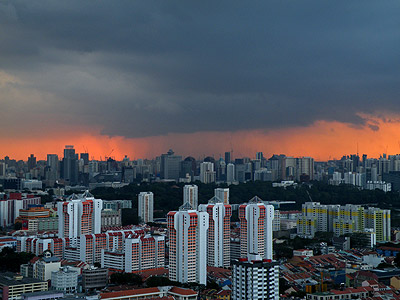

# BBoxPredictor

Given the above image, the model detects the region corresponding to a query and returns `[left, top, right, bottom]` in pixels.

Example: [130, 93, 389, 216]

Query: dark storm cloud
[1, 0, 400, 138]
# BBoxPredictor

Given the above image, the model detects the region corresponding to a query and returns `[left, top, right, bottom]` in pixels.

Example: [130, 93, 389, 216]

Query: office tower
[80, 153, 89, 165]
[160, 149, 182, 181]
[216, 158, 226, 182]
[167, 203, 209, 285]
[138, 192, 154, 223]
[200, 162, 216, 183]
[183, 185, 198, 209]
[365, 207, 391, 242]
[225, 152, 231, 164]
[232, 253, 279, 300]
[28, 154, 36, 170]
[62, 145, 79, 185]
[214, 188, 229, 204]
[57, 191, 103, 244]
[199, 197, 232, 268]
[227, 163, 235, 183]
[47, 154, 59, 171]
[239, 197, 274, 259]
[181, 156, 196, 179]
[256, 152, 263, 161]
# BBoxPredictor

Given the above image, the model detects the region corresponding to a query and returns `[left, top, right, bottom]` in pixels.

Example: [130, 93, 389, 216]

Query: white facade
[57, 192, 103, 245]
[138, 192, 154, 223]
[199, 201, 232, 268]
[232, 254, 279, 300]
[183, 185, 198, 209]
[239, 199, 274, 259]
[51, 267, 79, 294]
[168, 206, 209, 285]
[214, 188, 229, 204]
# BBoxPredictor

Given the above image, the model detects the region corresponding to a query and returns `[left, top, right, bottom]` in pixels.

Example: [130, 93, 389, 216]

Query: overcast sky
[1, 1, 400, 158]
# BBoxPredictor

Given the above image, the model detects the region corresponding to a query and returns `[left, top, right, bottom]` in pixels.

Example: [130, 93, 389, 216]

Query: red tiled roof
[169, 286, 197, 296]
[100, 287, 161, 299]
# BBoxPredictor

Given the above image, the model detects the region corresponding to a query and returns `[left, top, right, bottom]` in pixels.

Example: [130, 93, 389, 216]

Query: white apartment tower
[199, 197, 232, 268]
[138, 192, 154, 223]
[57, 191, 103, 245]
[214, 188, 229, 204]
[239, 197, 274, 259]
[167, 202, 209, 285]
[183, 185, 198, 209]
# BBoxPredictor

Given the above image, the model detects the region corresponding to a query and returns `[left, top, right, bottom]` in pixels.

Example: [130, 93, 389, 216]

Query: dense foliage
[92, 181, 400, 218]
[0, 248, 35, 272]
[110, 273, 143, 286]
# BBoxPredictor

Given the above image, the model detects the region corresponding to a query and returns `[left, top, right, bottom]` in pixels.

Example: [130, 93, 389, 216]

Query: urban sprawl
[1, 146, 400, 300]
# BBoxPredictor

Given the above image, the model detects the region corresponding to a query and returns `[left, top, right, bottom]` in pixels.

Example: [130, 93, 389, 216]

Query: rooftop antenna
[357, 142, 359, 157]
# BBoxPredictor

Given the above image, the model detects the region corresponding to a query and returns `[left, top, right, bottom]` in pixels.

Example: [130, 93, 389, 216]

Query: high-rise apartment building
[297, 202, 391, 243]
[28, 154, 37, 171]
[138, 192, 154, 223]
[239, 197, 274, 259]
[232, 254, 279, 300]
[365, 207, 391, 242]
[57, 191, 103, 245]
[214, 188, 229, 204]
[167, 203, 209, 285]
[183, 185, 198, 209]
[199, 197, 232, 268]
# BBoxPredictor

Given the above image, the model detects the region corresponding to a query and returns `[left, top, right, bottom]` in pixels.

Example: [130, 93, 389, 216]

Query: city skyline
[1, 1, 400, 162]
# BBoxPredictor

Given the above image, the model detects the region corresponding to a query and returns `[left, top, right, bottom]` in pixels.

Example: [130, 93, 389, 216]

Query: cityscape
[2, 1, 400, 300]
[0, 148, 399, 300]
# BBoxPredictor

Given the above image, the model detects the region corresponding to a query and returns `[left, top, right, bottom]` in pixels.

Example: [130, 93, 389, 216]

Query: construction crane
[105, 149, 114, 160]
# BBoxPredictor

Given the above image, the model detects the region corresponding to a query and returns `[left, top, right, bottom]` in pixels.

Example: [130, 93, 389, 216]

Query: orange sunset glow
[2, 114, 400, 161]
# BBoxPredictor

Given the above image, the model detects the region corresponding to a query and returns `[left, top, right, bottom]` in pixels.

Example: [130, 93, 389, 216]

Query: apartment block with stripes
[297, 202, 390, 243]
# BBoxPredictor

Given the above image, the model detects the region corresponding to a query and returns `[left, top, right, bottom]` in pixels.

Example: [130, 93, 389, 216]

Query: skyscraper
[167, 203, 208, 285]
[200, 162, 216, 183]
[138, 192, 154, 223]
[62, 145, 78, 185]
[214, 188, 229, 204]
[57, 191, 103, 245]
[183, 185, 198, 209]
[160, 149, 182, 181]
[226, 163, 235, 183]
[199, 197, 232, 268]
[225, 152, 231, 164]
[28, 154, 36, 171]
[239, 197, 274, 259]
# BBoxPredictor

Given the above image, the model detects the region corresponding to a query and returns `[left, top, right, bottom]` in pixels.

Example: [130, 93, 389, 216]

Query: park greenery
[91, 180, 400, 225]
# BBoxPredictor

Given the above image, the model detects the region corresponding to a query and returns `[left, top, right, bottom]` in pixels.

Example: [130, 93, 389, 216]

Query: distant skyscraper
[227, 163, 235, 183]
[256, 152, 263, 161]
[200, 162, 216, 183]
[57, 191, 103, 245]
[199, 197, 232, 268]
[28, 154, 36, 170]
[214, 188, 229, 204]
[167, 203, 208, 285]
[62, 145, 78, 185]
[138, 192, 154, 223]
[80, 153, 89, 165]
[225, 152, 231, 164]
[160, 149, 182, 181]
[183, 185, 198, 209]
